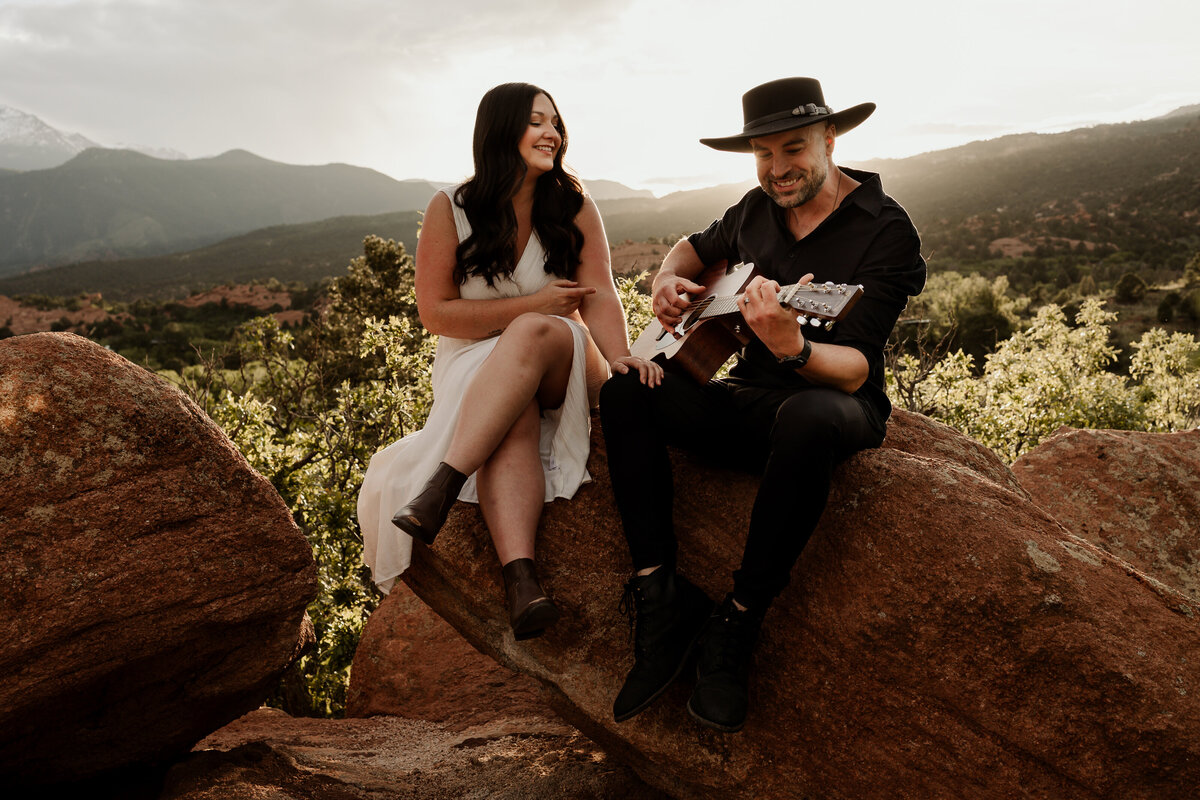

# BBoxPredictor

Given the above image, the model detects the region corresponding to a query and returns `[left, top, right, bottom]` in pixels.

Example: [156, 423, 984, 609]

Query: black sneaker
[686, 595, 764, 733]
[613, 569, 714, 722]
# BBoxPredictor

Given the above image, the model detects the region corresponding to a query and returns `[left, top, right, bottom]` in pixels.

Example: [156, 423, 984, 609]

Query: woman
[358, 83, 661, 639]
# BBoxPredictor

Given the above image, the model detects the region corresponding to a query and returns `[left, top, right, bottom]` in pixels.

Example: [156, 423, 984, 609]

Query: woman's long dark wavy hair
[453, 83, 585, 287]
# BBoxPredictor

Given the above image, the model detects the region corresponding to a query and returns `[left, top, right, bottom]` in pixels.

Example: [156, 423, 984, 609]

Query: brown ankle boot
[502, 558, 560, 640]
[391, 462, 467, 545]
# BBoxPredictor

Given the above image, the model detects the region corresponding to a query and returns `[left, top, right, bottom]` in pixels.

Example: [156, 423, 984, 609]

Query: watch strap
[777, 338, 812, 368]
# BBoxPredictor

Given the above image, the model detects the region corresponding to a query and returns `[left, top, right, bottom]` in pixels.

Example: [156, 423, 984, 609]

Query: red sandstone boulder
[347, 580, 553, 729]
[400, 410, 1200, 799]
[162, 708, 669, 800]
[1013, 426, 1200, 602]
[881, 408, 1030, 497]
[0, 332, 317, 784]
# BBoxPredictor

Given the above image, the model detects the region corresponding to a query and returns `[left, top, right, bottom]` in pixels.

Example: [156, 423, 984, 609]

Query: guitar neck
[697, 281, 805, 320]
[697, 294, 746, 320]
[695, 279, 863, 326]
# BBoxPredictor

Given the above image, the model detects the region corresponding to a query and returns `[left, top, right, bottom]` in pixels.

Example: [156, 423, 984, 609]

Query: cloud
[0, 0, 634, 160]
[2, 0, 1198, 189]
[904, 122, 1011, 137]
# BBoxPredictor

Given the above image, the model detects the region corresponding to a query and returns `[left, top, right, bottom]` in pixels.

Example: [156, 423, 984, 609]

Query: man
[599, 77, 926, 732]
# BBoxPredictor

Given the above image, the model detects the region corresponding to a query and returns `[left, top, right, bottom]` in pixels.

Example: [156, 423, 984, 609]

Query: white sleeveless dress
[358, 187, 596, 593]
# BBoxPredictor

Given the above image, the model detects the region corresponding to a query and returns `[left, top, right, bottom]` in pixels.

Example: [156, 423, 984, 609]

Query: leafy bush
[1185, 251, 1200, 288]
[1130, 328, 1200, 432]
[893, 298, 1200, 461]
[898, 271, 1026, 370]
[617, 271, 654, 341]
[1114, 271, 1148, 303]
[1180, 290, 1200, 323]
[1157, 296, 1177, 323]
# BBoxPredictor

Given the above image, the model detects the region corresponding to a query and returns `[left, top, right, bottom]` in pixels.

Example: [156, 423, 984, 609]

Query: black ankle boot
[391, 462, 467, 545]
[686, 594, 764, 733]
[612, 568, 713, 722]
[502, 558, 560, 640]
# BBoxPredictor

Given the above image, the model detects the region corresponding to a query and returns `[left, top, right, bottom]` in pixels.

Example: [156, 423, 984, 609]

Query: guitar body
[630, 261, 864, 384]
[630, 263, 755, 384]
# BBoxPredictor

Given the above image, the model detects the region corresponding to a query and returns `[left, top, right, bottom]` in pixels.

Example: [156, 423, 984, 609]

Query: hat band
[743, 103, 833, 133]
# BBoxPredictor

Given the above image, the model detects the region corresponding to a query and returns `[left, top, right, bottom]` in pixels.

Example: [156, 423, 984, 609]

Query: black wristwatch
[776, 338, 812, 368]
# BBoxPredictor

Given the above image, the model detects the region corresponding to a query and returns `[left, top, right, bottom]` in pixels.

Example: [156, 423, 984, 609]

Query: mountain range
[0, 105, 658, 278]
[1, 104, 1198, 301]
[0, 105, 100, 171]
[857, 103, 1200, 258]
[0, 148, 444, 276]
[0, 104, 187, 171]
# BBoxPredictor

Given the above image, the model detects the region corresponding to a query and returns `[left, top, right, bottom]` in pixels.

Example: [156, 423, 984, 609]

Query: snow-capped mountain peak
[0, 105, 187, 171]
[0, 105, 99, 154]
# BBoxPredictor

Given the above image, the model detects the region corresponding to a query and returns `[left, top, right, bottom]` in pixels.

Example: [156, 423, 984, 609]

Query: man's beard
[764, 161, 828, 208]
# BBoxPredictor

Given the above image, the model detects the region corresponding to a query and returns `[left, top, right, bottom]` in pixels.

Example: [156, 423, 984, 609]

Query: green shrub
[895, 298, 1200, 461]
[1114, 272, 1147, 303]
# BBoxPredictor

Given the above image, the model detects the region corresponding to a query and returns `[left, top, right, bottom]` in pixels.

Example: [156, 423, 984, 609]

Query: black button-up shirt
[687, 167, 926, 424]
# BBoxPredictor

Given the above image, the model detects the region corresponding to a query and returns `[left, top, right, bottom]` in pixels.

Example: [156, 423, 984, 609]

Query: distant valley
[0, 148, 441, 276]
[1, 104, 1198, 304]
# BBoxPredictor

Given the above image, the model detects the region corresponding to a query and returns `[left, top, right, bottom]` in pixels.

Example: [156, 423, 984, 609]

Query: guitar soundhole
[682, 298, 712, 331]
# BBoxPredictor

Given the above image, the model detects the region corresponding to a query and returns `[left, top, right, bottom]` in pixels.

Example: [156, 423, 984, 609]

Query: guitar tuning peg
[824, 320, 835, 330]
[796, 314, 809, 326]
[809, 317, 821, 327]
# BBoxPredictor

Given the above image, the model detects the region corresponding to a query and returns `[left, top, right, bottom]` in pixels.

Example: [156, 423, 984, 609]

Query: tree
[175, 237, 433, 716]
[311, 234, 421, 385]
[901, 271, 1026, 370]
[1157, 290, 1183, 325]
[1185, 251, 1200, 289]
[1114, 271, 1148, 303]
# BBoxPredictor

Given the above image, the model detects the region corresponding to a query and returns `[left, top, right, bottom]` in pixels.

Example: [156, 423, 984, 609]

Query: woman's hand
[610, 355, 664, 387]
[533, 279, 597, 316]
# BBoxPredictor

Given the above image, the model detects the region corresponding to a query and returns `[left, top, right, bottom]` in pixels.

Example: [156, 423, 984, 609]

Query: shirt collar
[838, 167, 885, 217]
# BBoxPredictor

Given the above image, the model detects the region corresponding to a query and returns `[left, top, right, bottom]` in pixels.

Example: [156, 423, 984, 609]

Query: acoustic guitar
[630, 262, 863, 383]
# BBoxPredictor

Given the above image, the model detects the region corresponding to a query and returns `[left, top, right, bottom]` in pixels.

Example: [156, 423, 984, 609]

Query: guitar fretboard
[696, 281, 854, 321]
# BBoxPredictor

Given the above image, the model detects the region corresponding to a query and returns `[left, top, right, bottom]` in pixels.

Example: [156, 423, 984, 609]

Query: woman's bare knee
[500, 313, 573, 362]
[505, 313, 568, 343]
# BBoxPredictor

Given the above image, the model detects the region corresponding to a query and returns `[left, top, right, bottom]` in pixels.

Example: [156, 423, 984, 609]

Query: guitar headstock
[779, 282, 863, 328]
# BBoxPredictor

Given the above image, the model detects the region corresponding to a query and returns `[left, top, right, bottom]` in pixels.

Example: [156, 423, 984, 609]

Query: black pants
[599, 369, 884, 611]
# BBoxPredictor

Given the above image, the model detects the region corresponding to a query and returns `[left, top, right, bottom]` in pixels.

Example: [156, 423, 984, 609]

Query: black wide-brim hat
[700, 77, 875, 153]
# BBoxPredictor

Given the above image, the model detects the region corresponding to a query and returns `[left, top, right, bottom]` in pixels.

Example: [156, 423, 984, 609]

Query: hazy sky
[2, 0, 1198, 193]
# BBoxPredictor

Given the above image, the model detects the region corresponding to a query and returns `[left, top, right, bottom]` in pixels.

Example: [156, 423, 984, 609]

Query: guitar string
[680, 282, 849, 309]
[689, 285, 848, 319]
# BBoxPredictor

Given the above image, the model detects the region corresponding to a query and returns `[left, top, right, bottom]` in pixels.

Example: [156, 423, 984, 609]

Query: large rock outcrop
[342, 557, 666, 798]
[0, 332, 317, 784]
[164, 708, 670, 800]
[400, 409, 1200, 799]
[347, 580, 551, 729]
[1013, 426, 1200, 602]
